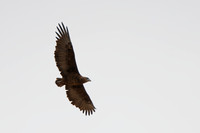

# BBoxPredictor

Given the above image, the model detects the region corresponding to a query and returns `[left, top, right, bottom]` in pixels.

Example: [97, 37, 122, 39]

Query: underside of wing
[54, 23, 79, 77]
[66, 85, 96, 115]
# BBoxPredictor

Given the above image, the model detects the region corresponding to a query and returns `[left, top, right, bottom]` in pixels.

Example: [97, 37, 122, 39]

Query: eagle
[54, 22, 95, 115]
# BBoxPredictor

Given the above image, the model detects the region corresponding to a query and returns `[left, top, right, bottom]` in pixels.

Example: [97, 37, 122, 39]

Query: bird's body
[54, 23, 95, 115]
[55, 75, 90, 87]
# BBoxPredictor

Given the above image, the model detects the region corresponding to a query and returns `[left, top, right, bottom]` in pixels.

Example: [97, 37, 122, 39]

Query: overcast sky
[0, 0, 200, 133]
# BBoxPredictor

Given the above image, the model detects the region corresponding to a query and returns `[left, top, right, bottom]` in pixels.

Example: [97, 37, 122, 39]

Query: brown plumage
[54, 22, 95, 115]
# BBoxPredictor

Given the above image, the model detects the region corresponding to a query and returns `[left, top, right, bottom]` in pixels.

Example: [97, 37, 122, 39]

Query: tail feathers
[55, 78, 65, 87]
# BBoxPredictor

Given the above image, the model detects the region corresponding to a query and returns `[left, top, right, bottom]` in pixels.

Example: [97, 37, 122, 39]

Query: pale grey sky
[0, 0, 200, 133]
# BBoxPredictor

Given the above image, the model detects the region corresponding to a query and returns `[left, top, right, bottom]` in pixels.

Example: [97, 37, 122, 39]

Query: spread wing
[66, 85, 96, 115]
[54, 23, 79, 77]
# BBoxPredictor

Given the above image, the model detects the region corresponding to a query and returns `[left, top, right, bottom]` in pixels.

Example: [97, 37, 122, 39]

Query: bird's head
[82, 77, 91, 83]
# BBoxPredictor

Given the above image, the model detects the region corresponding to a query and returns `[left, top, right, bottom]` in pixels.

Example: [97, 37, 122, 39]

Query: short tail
[55, 78, 65, 87]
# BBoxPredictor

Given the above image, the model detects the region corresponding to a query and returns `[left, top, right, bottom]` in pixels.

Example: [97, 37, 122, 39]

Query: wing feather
[54, 23, 79, 77]
[66, 85, 96, 115]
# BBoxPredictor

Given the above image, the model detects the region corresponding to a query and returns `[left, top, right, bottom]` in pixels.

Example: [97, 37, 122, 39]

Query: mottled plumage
[54, 23, 95, 115]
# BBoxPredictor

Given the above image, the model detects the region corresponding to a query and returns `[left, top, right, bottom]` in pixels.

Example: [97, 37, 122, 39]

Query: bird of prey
[54, 22, 95, 115]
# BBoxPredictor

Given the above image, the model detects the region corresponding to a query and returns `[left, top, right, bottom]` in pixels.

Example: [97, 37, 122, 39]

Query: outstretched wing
[66, 85, 96, 115]
[54, 23, 79, 77]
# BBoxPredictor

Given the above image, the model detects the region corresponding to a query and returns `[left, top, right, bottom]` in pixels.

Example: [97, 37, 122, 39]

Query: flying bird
[54, 22, 95, 115]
